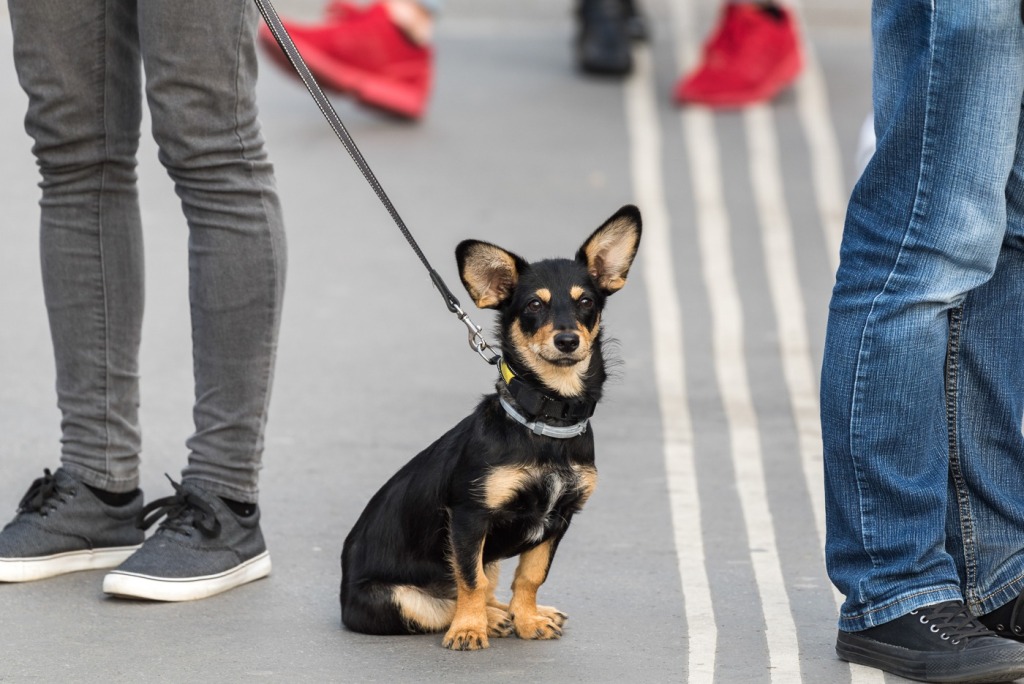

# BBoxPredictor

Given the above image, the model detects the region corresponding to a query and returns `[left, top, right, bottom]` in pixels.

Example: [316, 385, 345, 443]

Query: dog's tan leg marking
[392, 586, 455, 632]
[484, 562, 513, 637]
[485, 562, 509, 610]
[574, 465, 598, 506]
[509, 540, 566, 640]
[443, 544, 491, 650]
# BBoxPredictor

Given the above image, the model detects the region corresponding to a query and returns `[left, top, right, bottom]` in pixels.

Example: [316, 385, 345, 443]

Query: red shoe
[258, 2, 432, 119]
[674, 3, 803, 108]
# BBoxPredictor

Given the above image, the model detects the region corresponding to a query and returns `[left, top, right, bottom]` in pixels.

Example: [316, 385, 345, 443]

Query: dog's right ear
[456, 240, 528, 309]
[576, 204, 642, 296]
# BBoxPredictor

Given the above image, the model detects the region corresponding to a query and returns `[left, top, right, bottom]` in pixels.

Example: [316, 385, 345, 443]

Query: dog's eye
[578, 296, 594, 310]
[525, 299, 544, 314]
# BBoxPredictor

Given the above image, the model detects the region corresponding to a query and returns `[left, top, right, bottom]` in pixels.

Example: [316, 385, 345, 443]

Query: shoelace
[17, 468, 74, 516]
[911, 602, 994, 646]
[137, 477, 221, 539]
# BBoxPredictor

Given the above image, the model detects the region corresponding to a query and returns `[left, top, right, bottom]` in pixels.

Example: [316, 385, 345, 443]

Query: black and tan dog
[340, 205, 641, 650]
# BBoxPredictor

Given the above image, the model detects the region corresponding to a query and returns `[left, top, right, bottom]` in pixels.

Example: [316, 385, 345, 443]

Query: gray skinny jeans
[9, 0, 287, 503]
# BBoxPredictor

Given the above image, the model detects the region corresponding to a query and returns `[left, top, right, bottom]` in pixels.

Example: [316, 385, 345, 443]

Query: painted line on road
[682, 102, 802, 682]
[745, 103, 827, 569]
[625, 46, 716, 684]
[793, 33, 846, 274]
[667, 0, 801, 680]
[748, 103, 886, 684]
[634, 0, 874, 679]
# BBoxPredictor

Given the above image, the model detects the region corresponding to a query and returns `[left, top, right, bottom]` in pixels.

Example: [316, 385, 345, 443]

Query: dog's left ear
[576, 205, 642, 295]
[456, 240, 529, 309]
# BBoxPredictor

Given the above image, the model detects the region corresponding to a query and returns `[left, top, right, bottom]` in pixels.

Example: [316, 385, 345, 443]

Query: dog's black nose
[554, 332, 580, 353]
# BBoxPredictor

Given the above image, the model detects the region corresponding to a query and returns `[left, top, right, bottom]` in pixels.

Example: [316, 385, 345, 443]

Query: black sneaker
[0, 468, 143, 582]
[980, 591, 1024, 642]
[576, 0, 633, 76]
[836, 600, 1024, 683]
[102, 478, 271, 601]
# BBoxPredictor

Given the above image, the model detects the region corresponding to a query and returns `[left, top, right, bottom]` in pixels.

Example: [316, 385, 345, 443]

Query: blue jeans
[822, 0, 1024, 631]
[9, 0, 287, 503]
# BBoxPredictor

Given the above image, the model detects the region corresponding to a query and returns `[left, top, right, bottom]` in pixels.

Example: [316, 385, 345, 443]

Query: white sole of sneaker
[0, 545, 142, 583]
[101, 550, 272, 601]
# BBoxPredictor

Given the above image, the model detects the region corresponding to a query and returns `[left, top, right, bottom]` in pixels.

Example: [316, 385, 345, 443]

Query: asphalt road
[0, 0, 879, 681]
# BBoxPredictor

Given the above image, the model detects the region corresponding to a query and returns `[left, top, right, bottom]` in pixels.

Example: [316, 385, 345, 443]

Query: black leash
[254, 0, 499, 365]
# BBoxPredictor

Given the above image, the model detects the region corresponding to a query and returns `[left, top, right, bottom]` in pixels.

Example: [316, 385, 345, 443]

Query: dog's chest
[481, 464, 596, 547]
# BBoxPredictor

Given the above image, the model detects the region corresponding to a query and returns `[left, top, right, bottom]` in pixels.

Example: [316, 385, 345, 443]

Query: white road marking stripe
[625, 46, 716, 684]
[794, 56, 847, 274]
[637, 0, 873, 678]
[687, 103, 802, 682]
[749, 103, 885, 684]
[745, 104, 827, 563]
[667, 0, 801, 679]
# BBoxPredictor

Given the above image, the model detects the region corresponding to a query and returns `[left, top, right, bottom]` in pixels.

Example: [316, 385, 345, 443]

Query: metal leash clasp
[454, 304, 500, 365]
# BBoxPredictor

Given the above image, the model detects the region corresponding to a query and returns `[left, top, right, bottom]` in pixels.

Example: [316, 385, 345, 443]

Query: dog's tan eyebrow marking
[570, 285, 585, 300]
[483, 467, 533, 509]
[535, 288, 551, 303]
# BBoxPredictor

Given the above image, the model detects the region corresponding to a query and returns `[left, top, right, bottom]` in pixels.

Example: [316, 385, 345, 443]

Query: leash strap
[253, 0, 499, 363]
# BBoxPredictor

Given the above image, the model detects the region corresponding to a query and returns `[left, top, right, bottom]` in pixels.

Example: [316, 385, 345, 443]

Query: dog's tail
[341, 580, 455, 635]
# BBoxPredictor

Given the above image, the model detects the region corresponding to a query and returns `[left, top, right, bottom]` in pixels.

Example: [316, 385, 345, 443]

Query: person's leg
[821, 3, 1024, 679]
[947, 94, 1024, 617]
[971, 105, 1024, 641]
[100, 0, 284, 602]
[0, 0, 147, 582]
[8, 0, 145, 493]
[138, 0, 286, 505]
[385, 0, 436, 44]
[823, 0, 1024, 630]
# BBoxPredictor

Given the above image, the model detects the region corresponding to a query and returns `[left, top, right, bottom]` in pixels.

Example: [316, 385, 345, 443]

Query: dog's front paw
[442, 624, 490, 651]
[487, 606, 514, 638]
[511, 607, 566, 640]
[536, 604, 568, 627]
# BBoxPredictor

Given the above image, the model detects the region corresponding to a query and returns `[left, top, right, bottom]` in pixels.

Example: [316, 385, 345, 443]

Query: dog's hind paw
[487, 606, 514, 638]
[442, 626, 490, 651]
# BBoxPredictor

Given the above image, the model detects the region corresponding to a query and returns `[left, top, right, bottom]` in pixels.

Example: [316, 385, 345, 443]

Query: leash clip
[454, 304, 500, 365]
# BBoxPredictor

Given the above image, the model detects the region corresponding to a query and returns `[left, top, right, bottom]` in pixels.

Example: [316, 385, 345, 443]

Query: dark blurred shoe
[576, 0, 633, 76]
[674, 2, 803, 108]
[258, 1, 432, 119]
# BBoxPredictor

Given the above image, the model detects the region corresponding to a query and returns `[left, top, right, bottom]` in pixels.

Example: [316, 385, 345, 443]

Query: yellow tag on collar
[499, 358, 516, 385]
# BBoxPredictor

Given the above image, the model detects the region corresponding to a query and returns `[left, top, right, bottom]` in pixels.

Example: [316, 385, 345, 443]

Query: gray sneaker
[0, 468, 144, 582]
[102, 478, 271, 601]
